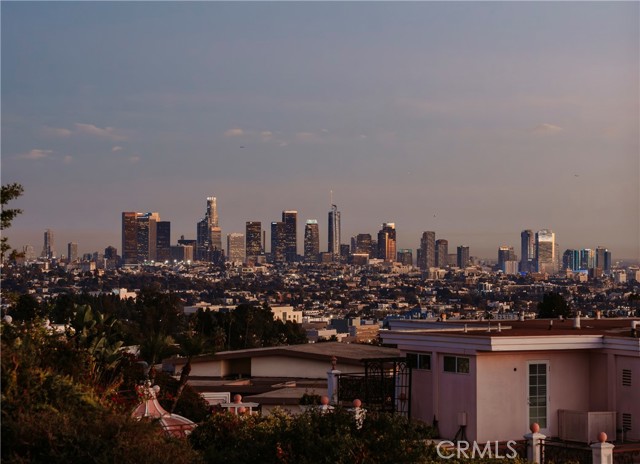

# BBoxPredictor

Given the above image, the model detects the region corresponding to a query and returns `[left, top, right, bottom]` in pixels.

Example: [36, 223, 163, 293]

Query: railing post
[327, 355, 341, 405]
[591, 432, 614, 464]
[524, 423, 546, 464]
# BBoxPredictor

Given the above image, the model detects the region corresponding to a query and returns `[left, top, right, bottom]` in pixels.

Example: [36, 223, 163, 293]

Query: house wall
[251, 356, 364, 379]
[476, 351, 591, 442]
[176, 359, 227, 378]
[615, 354, 640, 440]
[437, 353, 477, 441]
[588, 352, 609, 411]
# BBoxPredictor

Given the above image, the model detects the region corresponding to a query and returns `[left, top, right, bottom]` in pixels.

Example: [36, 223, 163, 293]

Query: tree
[537, 292, 570, 319]
[1, 182, 24, 260]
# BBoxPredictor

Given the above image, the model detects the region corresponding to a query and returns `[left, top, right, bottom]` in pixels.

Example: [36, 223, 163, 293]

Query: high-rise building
[580, 248, 596, 270]
[304, 220, 320, 263]
[270, 221, 286, 264]
[377, 223, 396, 262]
[520, 230, 535, 273]
[604, 250, 612, 272]
[435, 239, 448, 268]
[562, 249, 580, 271]
[66, 242, 78, 262]
[419, 231, 436, 270]
[227, 233, 245, 264]
[328, 204, 341, 261]
[136, 212, 160, 262]
[196, 197, 222, 262]
[282, 211, 298, 262]
[457, 246, 470, 268]
[355, 234, 372, 257]
[41, 229, 55, 259]
[104, 246, 118, 261]
[156, 221, 171, 262]
[535, 229, 556, 274]
[498, 246, 516, 269]
[245, 221, 262, 263]
[122, 212, 139, 264]
[595, 246, 609, 271]
[397, 249, 413, 266]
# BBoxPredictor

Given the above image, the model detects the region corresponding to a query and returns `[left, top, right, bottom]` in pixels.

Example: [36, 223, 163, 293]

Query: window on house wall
[406, 353, 431, 370]
[622, 369, 632, 387]
[443, 355, 470, 374]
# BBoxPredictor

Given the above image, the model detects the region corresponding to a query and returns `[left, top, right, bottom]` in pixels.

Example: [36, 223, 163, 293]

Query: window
[406, 353, 431, 370]
[443, 356, 470, 374]
[622, 369, 632, 387]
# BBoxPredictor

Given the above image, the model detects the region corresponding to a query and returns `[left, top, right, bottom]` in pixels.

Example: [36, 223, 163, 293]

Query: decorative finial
[598, 432, 607, 443]
[530, 423, 540, 433]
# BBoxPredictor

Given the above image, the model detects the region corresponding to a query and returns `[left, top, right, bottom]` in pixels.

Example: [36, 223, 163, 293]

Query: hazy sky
[2, 1, 639, 260]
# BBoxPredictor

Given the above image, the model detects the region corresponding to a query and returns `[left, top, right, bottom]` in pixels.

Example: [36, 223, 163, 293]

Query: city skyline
[2, 2, 638, 259]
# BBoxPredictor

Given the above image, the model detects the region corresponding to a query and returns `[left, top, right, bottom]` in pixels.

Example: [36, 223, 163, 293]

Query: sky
[2, 1, 639, 260]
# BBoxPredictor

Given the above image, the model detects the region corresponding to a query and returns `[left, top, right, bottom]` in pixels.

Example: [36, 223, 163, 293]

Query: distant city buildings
[520, 229, 534, 273]
[227, 233, 245, 265]
[328, 204, 341, 261]
[457, 245, 470, 268]
[67, 242, 78, 262]
[270, 221, 286, 264]
[377, 223, 396, 262]
[418, 231, 436, 270]
[41, 229, 55, 259]
[304, 220, 320, 263]
[535, 229, 556, 274]
[282, 211, 298, 263]
[245, 221, 262, 264]
[435, 239, 448, 268]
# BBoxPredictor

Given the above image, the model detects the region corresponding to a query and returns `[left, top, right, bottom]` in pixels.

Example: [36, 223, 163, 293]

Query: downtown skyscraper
[196, 197, 222, 262]
[245, 221, 262, 264]
[377, 223, 396, 262]
[535, 229, 556, 274]
[282, 211, 298, 262]
[328, 203, 341, 261]
[304, 219, 320, 263]
[520, 229, 535, 273]
[418, 231, 436, 270]
[41, 229, 55, 259]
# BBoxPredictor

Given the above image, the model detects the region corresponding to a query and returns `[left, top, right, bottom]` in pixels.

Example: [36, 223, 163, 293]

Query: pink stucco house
[382, 317, 640, 443]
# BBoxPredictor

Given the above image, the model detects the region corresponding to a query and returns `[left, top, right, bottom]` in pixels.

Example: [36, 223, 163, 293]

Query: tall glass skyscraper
[282, 211, 298, 262]
[419, 231, 436, 270]
[245, 221, 262, 263]
[520, 229, 534, 273]
[328, 204, 340, 261]
[535, 229, 556, 274]
[304, 220, 320, 263]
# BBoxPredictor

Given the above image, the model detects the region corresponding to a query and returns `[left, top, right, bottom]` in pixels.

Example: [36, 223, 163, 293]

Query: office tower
[207, 197, 218, 228]
[328, 204, 341, 261]
[156, 221, 171, 262]
[136, 212, 159, 262]
[227, 233, 245, 264]
[562, 249, 580, 271]
[304, 220, 320, 263]
[196, 196, 221, 262]
[270, 221, 286, 264]
[457, 245, 470, 268]
[245, 221, 262, 263]
[377, 223, 396, 262]
[419, 231, 436, 270]
[435, 239, 448, 268]
[535, 229, 556, 274]
[355, 234, 372, 257]
[67, 242, 78, 262]
[41, 229, 55, 259]
[498, 246, 516, 269]
[22, 245, 35, 261]
[104, 246, 118, 261]
[520, 230, 535, 273]
[122, 212, 139, 264]
[282, 211, 298, 262]
[580, 248, 596, 270]
[397, 249, 413, 266]
[595, 247, 609, 271]
[340, 244, 350, 261]
[604, 250, 612, 272]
